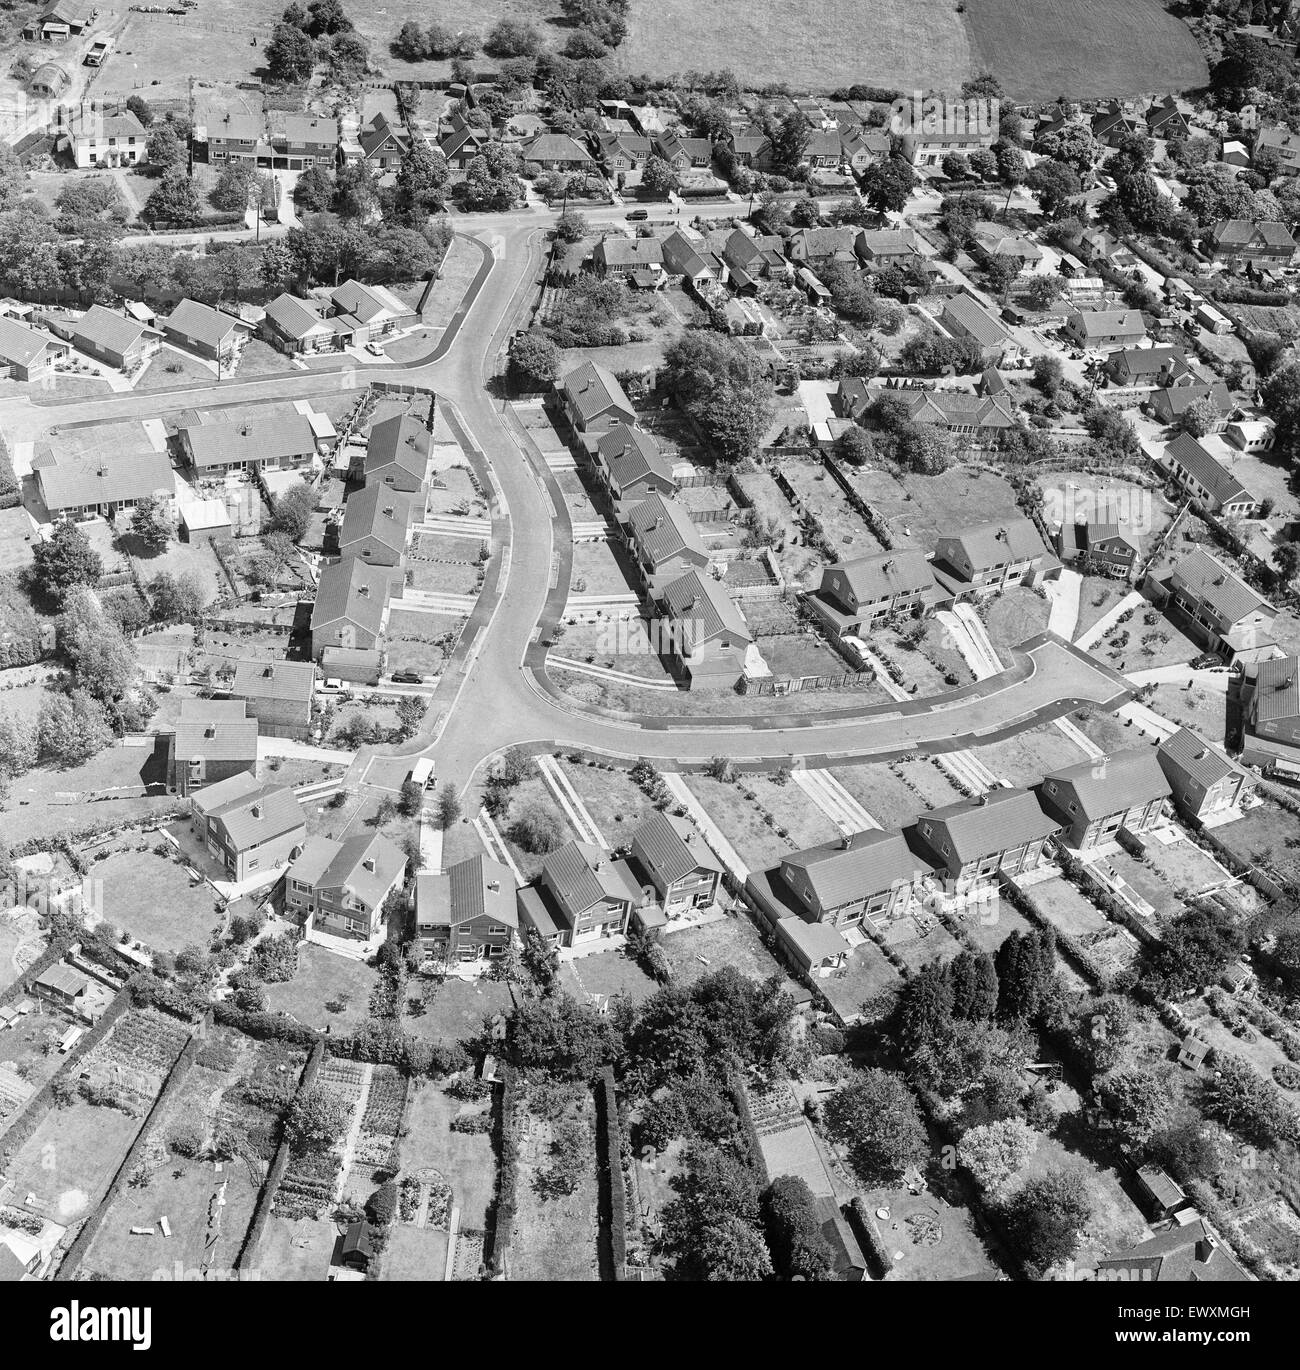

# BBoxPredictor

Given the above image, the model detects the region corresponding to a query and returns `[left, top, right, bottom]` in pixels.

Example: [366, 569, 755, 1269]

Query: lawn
[386, 610, 465, 677]
[682, 772, 799, 869]
[401, 976, 514, 1048]
[408, 559, 482, 596]
[883, 914, 963, 974]
[5, 1100, 142, 1226]
[969, 724, 1095, 787]
[421, 234, 485, 324]
[427, 465, 487, 519]
[661, 913, 788, 989]
[896, 758, 964, 810]
[829, 762, 934, 830]
[86, 840, 226, 956]
[1024, 876, 1110, 939]
[554, 756, 659, 841]
[961, 896, 1036, 956]
[979, 586, 1051, 658]
[819, 939, 901, 1022]
[136, 347, 216, 391]
[1073, 576, 1133, 641]
[553, 468, 605, 524]
[569, 540, 639, 598]
[1147, 682, 1230, 744]
[402, 1079, 499, 1232]
[262, 944, 378, 1034]
[560, 947, 659, 1006]
[1214, 802, 1300, 884]
[259, 1215, 338, 1281]
[380, 1223, 450, 1280]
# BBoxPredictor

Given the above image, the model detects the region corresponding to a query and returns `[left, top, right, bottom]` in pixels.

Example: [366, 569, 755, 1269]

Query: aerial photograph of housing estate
[0, 0, 1297, 1331]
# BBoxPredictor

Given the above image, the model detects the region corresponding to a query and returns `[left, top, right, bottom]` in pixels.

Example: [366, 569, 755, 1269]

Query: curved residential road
[0, 215, 1134, 792]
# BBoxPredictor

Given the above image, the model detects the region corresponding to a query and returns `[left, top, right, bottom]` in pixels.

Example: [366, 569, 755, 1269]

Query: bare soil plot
[426, 466, 485, 519]
[552, 670, 893, 718]
[661, 915, 786, 988]
[551, 616, 677, 681]
[387, 611, 465, 677]
[780, 459, 885, 557]
[5, 1100, 141, 1226]
[884, 466, 1023, 550]
[1097, 612, 1201, 672]
[755, 631, 849, 682]
[1147, 682, 1230, 743]
[1072, 707, 1132, 755]
[896, 758, 964, 810]
[553, 468, 603, 523]
[0, 1010, 74, 1137]
[920, 619, 974, 686]
[1214, 802, 1300, 884]
[1143, 837, 1234, 896]
[86, 839, 225, 955]
[1106, 849, 1181, 920]
[263, 944, 378, 1035]
[979, 586, 1051, 658]
[874, 630, 954, 697]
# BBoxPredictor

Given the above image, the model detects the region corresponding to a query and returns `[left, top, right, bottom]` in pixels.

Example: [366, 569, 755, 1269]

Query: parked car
[1191, 653, 1222, 670]
[364, 342, 385, 357]
[626, 208, 649, 221]
[319, 677, 344, 694]
[391, 671, 424, 685]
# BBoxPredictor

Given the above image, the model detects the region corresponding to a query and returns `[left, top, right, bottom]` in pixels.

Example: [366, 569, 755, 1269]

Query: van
[408, 757, 434, 790]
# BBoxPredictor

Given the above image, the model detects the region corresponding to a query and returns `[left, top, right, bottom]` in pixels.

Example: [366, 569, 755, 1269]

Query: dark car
[391, 671, 424, 685]
[626, 208, 649, 220]
[1191, 653, 1221, 670]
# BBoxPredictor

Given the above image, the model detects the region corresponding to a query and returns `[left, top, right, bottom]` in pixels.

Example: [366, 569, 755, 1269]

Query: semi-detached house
[1037, 748, 1171, 850]
[910, 788, 1061, 890]
[806, 548, 936, 638]
[1159, 547, 1277, 663]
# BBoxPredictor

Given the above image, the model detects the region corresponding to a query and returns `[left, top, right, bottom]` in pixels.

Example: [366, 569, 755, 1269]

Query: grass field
[90, 843, 226, 955]
[263, 944, 377, 1034]
[7, 1101, 141, 1225]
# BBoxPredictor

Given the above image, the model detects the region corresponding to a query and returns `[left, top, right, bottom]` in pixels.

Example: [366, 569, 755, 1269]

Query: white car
[364, 342, 385, 357]
[319, 678, 344, 694]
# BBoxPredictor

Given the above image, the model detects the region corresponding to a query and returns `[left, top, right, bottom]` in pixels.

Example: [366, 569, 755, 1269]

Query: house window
[248, 858, 260, 870]
[487, 925, 509, 936]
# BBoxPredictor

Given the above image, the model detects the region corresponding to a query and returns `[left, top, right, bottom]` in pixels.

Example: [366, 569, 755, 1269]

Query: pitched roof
[36, 448, 173, 512]
[522, 132, 593, 163]
[1166, 547, 1272, 625]
[269, 111, 338, 146]
[446, 853, 518, 928]
[593, 236, 663, 270]
[314, 832, 405, 908]
[1211, 218, 1296, 251]
[792, 226, 858, 259]
[627, 494, 708, 566]
[1152, 380, 1232, 418]
[917, 789, 1061, 864]
[0, 314, 60, 368]
[1096, 1219, 1250, 1282]
[633, 809, 721, 885]
[204, 109, 264, 143]
[173, 697, 258, 765]
[204, 782, 303, 851]
[781, 828, 935, 910]
[1041, 747, 1171, 820]
[1068, 307, 1146, 341]
[904, 390, 1016, 430]
[230, 658, 315, 705]
[310, 556, 391, 638]
[1252, 654, 1300, 725]
[1158, 726, 1237, 789]
[942, 293, 1012, 348]
[561, 359, 635, 426]
[1164, 431, 1255, 508]
[331, 279, 408, 324]
[596, 423, 674, 492]
[339, 482, 416, 555]
[972, 221, 1042, 259]
[181, 412, 316, 469]
[543, 841, 640, 918]
[162, 299, 241, 350]
[856, 226, 922, 258]
[71, 305, 152, 356]
[1111, 344, 1190, 379]
[34, 962, 90, 997]
[823, 548, 934, 604]
[365, 413, 430, 482]
[939, 517, 1045, 571]
[659, 568, 751, 649]
[263, 293, 333, 341]
[70, 109, 145, 143]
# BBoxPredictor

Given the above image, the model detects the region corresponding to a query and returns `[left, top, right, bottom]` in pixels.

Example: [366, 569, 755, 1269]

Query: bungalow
[310, 556, 395, 655]
[941, 293, 1023, 364]
[35, 447, 173, 521]
[748, 827, 937, 935]
[361, 413, 430, 492]
[160, 299, 248, 363]
[1161, 432, 1260, 517]
[522, 133, 594, 171]
[720, 227, 790, 292]
[285, 832, 406, 940]
[229, 659, 316, 739]
[177, 412, 317, 478]
[971, 221, 1043, 270]
[1037, 748, 1171, 850]
[1254, 124, 1300, 178]
[70, 305, 160, 370]
[517, 841, 641, 948]
[910, 789, 1062, 889]
[653, 131, 713, 173]
[329, 280, 415, 341]
[191, 774, 306, 883]
[1246, 654, 1300, 748]
[1225, 418, 1275, 453]
[337, 483, 417, 567]
[595, 131, 652, 176]
[592, 424, 677, 501]
[560, 359, 637, 433]
[167, 698, 258, 796]
[855, 226, 924, 267]
[840, 127, 890, 173]
[0, 314, 69, 381]
[1160, 546, 1277, 662]
[725, 127, 774, 169]
[67, 108, 146, 168]
[931, 517, 1050, 596]
[1057, 521, 1139, 577]
[622, 493, 711, 585]
[901, 390, 1017, 444]
[787, 226, 859, 266]
[261, 294, 349, 355]
[417, 853, 518, 963]
[1149, 379, 1233, 429]
[1157, 727, 1247, 824]
[629, 809, 722, 913]
[1097, 1220, 1250, 1283]
[356, 112, 409, 170]
[805, 548, 936, 638]
[1062, 307, 1147, 350]
[592, 236, 664, 277]
[1206, 219, 1298, 267]
[653, 567, 752, 688]
[1112, 351, 1193, 394]
[660, 229, 722, 285]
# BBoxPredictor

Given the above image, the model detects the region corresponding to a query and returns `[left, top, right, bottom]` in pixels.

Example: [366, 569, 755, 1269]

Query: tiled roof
[523, 133, 593, 163]
[1068, 307, 1146, 341]
[939, 517, 1045, 571]
[1096, 1219, 1250, 1282]
[365, 413, 429, 482]
[1166, 547, 1272, 626]
[339, 482, 416, 556]
[942, 293, 1012, 348]
[904, 390, 1016, 429]
[182, 412, 316, 469]
[1158, 727, 1236, 788]
[72, 305, 152, 356]
[173, 698, 258, 765]
[792, 226, 858, 258]
[163, 299, 241, 350]
[310, 556, 392, 638]
[263, 293, 332, 340]
[822, 548, 934, 605]
[1152, 380, 1232, 418]
[596, 424, 674, 492]
[781, 829, 934, 911]
[1164, 431, 1255, 507]
[1111, 344, 1189, 379]
[658, 568, 751, 649]
[203, 781, 304, 852]
[1041, 747, 1170, 820]
[593, 237, 663, 269]
[270, 111, 338, 146]
[37, 448, 173, 512]
[627, 494, 708, 566]
[972, 221, 1042, 259]
[543, 841, 640, 918]
[633, 809, 721, 886]
[0, 314, 60, 367]
[1252, 654, 1300, 724]
[315, 832, 405, 909]
[331, 279, 408, 324]
[917, 789, 1061, 865]
[562, 359, 635, 426]
[856, 227, 922, 257]
[231, 659, 315, 704]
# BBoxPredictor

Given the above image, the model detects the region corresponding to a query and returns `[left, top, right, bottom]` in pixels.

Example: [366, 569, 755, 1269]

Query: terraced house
[910, 789, 1062, 890]
[285, 832, 406, 940]
[1037, 748, 1171, 850]
[416, 854, 519, 963]
[806, 548, 937, 638]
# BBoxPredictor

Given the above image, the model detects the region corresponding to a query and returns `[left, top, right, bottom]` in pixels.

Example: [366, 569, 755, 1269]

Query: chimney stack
[363, 857, 375, 873]
[1195, 1235, 1218, 1264]
[251, 803, 261, 820]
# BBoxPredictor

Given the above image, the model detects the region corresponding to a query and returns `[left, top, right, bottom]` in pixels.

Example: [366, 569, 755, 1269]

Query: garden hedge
[847, 1196, 893, 1280]
[596, 1066, 626, 1277]
[485, 1062, 520, 1275]
[728, 1073, 770, 1189]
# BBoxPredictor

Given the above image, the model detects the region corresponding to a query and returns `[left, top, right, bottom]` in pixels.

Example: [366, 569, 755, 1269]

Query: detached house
[361, 414, 430, 492]
[806, 548, 936, 638]
[592, 236, 664, 277]
[1057, 521, 1139, 578]
[417, 854, 518, 963]
[522, 133, 595, 171]
[67, 108, 146, 168]
[356, 112, 409, 170]
[971, 221, 1043, 270]
[1107, 345, 1192, 387]
[191, 774, 306, 882]
[629, 809, 722, 914]
[1145, 95, 1192, 141]
[654, 567, 752, 688]
[517, 841, 641, 948]
[160, 299, 248, 363]
[1091, 101, 1142, 148]
[595, 131, 652, 176]
[1161, 432, 1260, 518]
[1149, 378, 1233, 430]
[592, 423, 677, 502]
[902, 390, 1017, 444]
[1254, 125, 1300, 177]
[1157, 727, 1248, 825]
[167, 698, 258, 796]
[560, 360, 636, 434]
[1062, 308, 1147, 351]
[35, 446, 172, 521]
[70, 305, 160, 370]
[1097, 1220, 1250, 1284]
[261, 294, 346, 355]
[931, 517, 1050, 597]
[1037, 748, 1170, 850]
[787, 226, 859, 266]
[230, 659, 316, 739]
[329, 280, 415, 341]
[653, 130, 713, 173]
[337, 483, 417, 567]
[310, 556, 394, 655]
[910, 789, 1061, 889]
[1159, 547, 1277, 663]
[1206, 219, 1298, 267]
[285, 832, 406, 940]
[856, 226, 924, 267]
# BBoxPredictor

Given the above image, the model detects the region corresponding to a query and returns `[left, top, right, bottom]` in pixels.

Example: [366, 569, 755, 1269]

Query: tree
[1032, 353, 1064, 399]
[435, 781, 462, 830]
[1035, 126, 1096, 176]
[662, 1142, 770, 1280]
[770, 109, 811, 174]
[125, 94, 154, 128]
[266, 21, 318, 82]
[824, 1069, 928, 1184]
[269, 480, 316, 540]
[144, 172, 201, 226]
[145, 121, 186, 174]
[505, 992, 622, 1078]
[1274, 541, 1300, 588]
[1142, 905, 1245, 998]
[294, 165, 335, 213]
[761, 1175, 835, 1281]
[509, 798, 566, 853]
[894, 960, 955, 1054]
[942, 152, 971, 181]
[984, 255, 1020, 300]
[834, 426, 876, 467]
[397, 778, 423, 819]
[496, 745, 536, 786]
[555, 209, 588, 243]
[454, 144, 522, 212]
[1073, 995, 1134, 1077]
[1097, 1066, 1174, 1151]
[508, 330, 561, 389]
[995, 928, 1055, 1022]
[211, 160, 257, 213]
[641, 154, 680, 199]
[485, 19, 544, 57]
[1200, 1054, 1298, 1146]
[129, 495, 172, 554]
[862, 158, 916, 214]
[968, 148, 998, 181]
[392, 19, 427, 59]
[948, 948, 999, 1021]
[999, 1168, 1092, 1276]
[285, 1085, 351, 1154]
[897, 422, 951, 475]
[366, 1179, 398, 1224]
[960, 1117, 1037, 1196]
[37, 690, 112, 767]
[327, 30, 370, 82]
[660, 332, 776, 463]
[696, 1213, 774, 1281]
[1178, 394, 1221, 439]
[394, 141, 449, 223]
[149, 569, 208, 622]
[31, 520, 103, 606]
[1184, 165, 1257, 226]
